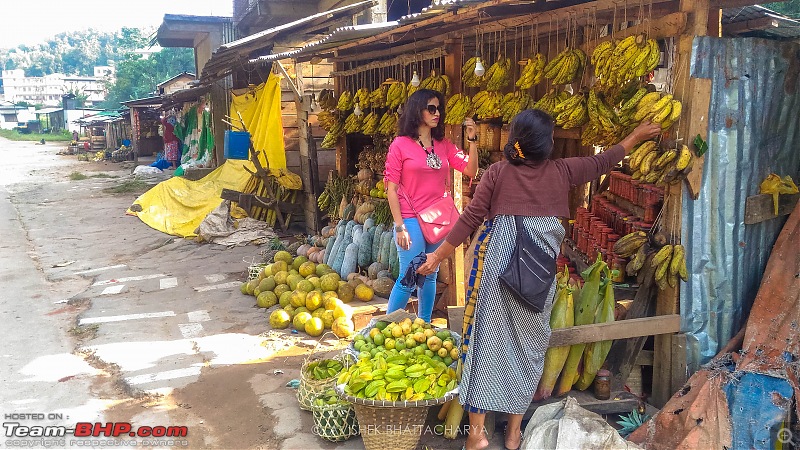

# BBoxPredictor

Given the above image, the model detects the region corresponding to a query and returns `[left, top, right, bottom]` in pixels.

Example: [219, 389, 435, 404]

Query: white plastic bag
[521, 396, 642, 450]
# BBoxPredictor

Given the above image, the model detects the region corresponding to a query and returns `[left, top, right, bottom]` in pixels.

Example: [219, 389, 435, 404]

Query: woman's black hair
[503, 109, 555, 165]
[397, 89, 446, 141]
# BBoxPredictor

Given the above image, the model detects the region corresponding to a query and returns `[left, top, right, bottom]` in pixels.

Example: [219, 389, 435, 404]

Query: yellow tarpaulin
[230, 74, 286, 170]
[127, 160, 253, 237]
[127, 73, 289, 237]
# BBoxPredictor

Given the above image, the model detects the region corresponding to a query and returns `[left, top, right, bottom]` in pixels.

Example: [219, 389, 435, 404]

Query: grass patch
[69, 324, 99, 340]
[0, 129, 72, 141]
[90, 173, 118, 179]
[69, 171, 88, 180]
[104, 179, 150, 194]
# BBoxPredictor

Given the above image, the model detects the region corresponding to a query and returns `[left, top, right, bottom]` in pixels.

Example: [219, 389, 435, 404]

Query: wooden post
[445, 39, 466, 307]
[650, 0, 709, 408]
[297, 94, 322, 234]
[333, 62, 348, 176]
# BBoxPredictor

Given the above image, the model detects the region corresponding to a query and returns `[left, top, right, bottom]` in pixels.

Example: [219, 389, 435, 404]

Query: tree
[764, 0, 800, 18]
[100, 47, 195, 108]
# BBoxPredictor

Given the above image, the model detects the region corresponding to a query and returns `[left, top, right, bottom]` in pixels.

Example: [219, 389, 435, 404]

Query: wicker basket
[297, 353, 354, 411]
[335, 383, 457, 450]
[311, 401, 359, 442]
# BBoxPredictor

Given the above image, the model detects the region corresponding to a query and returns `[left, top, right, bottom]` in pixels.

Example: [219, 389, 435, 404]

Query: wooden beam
[549, 315, 681, 347]
[276, 61, 302, 100]
[744, 193, 800, 224]
[445, 39, 466, 308]
[722, 16, 780, 35]
[671, 333, 688, 393]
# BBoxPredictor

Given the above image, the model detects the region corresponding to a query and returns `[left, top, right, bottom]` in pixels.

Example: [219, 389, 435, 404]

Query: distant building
[1, 68, 111, 107]
[157, 72, 196, 95]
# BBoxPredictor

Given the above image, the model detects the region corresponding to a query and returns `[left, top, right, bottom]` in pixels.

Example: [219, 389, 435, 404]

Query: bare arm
[386, 181, 411, 250]
[461, 119, 479, 178]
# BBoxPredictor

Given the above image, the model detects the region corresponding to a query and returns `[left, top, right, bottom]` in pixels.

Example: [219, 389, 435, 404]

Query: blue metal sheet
[681, 37, 800, 372]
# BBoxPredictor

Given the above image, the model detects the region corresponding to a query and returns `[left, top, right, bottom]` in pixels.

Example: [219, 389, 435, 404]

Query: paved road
[0, 138, 501, 450]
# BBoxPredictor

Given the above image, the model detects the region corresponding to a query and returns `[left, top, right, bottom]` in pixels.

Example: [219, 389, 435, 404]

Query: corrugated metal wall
[682, 37, 800, 372]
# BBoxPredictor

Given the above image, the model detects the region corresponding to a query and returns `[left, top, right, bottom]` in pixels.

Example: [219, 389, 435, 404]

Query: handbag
[498, 215, 557, 313]
[399, 186, 459, 244]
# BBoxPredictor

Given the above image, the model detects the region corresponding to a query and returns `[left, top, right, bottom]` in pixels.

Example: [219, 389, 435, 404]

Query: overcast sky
[0, 0, 233, 49]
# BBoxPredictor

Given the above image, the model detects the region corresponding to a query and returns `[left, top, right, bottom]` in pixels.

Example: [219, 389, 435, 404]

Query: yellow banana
[675, 145, 693, 170]
[651, 244, 674, 268]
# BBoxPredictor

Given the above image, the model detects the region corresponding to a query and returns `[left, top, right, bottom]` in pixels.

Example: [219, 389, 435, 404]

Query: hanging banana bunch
[516, 53, 546, 90]
[499, 92, 531, 124]
[353, 87, 370, 111]
[485, 56, 512, 92]
[445, 94, 472, 125]
[628, 142, 694, 185]
[336, 90, 353, 111]
[591, 40, 616, 86]
[419, 70, 451, 97]
[318, 89, 337, 111]
[369, 86, 387, 108]
[533, 89, 569, 117]
[461, 56, 486, 88]
[472, 91, 502, 120]
[361, 111, 379, 135]
[625, 91, 682, 130]
[317, 110, 339, 132]
[344, 112, 363, 134]
[583, 88, 623, 147]
[377, 111, 399, 135]
[553, 93, 588, 129]
[651, 243, 688, 290]
[544, 48, 585, 85]
[607, 34, 662, 85]
[320, 119, 344, 148]
[386, 81, 407, 109]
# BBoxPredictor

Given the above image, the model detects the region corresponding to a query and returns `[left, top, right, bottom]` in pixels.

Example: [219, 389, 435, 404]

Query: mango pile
[241, 250, 368, 338]
[339, 318, 460, 401]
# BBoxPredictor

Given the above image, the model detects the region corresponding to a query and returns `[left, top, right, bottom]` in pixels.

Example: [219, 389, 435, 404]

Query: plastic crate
[224, 130, 250, 160]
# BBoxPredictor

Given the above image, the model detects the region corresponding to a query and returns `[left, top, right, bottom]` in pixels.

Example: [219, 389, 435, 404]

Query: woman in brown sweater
[418, 109, 660, 450]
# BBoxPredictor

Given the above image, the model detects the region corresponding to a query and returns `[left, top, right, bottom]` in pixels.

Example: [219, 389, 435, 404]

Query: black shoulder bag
[498, 215, 557, 313]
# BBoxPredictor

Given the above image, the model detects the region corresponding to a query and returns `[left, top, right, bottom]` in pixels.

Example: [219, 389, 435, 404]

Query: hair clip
[514, 141, 525, 159]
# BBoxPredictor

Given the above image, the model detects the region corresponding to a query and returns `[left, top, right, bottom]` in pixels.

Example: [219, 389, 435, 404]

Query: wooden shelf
[561, 239, 639, 300]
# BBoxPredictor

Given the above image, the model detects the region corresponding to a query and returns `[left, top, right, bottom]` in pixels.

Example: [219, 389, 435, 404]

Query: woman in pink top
[383, 89, 479, 322]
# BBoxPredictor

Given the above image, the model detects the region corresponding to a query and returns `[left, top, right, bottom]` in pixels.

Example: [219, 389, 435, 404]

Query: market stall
[228, 0, 799, 444]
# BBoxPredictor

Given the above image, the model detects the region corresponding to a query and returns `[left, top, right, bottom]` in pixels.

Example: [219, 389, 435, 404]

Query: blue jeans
[386, 217, 442, 323]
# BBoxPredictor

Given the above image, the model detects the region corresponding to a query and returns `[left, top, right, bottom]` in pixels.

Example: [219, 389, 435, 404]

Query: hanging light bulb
[474, 57, 485, 77]
[354, 103, 362, 116]
[410, 70, 421, 87]
[397, 104, 403, 115]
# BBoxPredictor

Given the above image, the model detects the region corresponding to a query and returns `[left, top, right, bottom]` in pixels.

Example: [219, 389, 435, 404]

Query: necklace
[418, 138, 442, 170]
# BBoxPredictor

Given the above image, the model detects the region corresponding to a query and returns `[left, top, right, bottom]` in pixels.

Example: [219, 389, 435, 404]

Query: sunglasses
[424, 104, 443, 115]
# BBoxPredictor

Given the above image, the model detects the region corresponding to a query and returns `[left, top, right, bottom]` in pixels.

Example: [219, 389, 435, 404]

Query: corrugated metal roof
[34, 107, 63, 114]
[681, 37, 800, 372]
[249, 22, 400, 63]
[722, 5, 800, 39]
[201, 0, 377, 81]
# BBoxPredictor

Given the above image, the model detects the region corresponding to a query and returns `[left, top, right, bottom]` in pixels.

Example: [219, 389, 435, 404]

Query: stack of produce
[534, 267, 575, 400]
[318, 172, 354, 220]
[369, 86, 387, 108]
[339, 318, 460, 401]
[553, 255, 615, 396]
